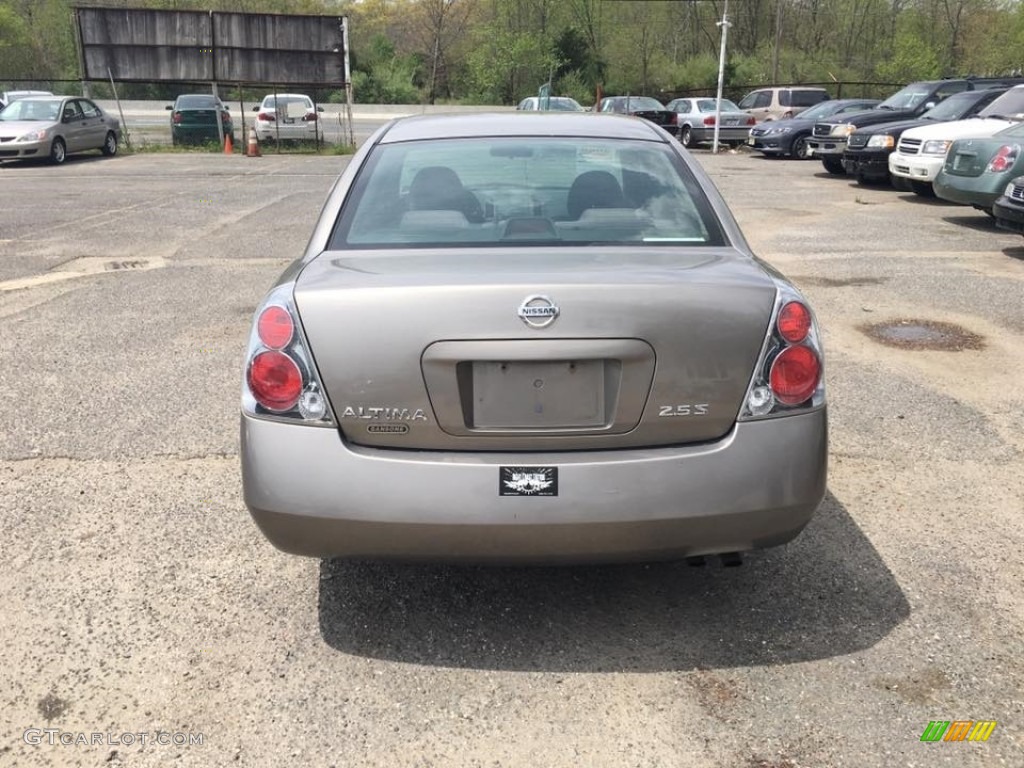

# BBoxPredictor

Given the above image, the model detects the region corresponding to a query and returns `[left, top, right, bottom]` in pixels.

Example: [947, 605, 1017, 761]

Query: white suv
[889, 85, 1024, 194]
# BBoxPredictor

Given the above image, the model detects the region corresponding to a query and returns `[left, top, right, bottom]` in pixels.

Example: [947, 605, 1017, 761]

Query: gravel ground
[0, 148, 1021, 767]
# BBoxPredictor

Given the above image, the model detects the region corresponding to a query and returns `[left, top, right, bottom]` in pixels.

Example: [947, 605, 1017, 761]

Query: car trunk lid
[294, 247, 776, 451]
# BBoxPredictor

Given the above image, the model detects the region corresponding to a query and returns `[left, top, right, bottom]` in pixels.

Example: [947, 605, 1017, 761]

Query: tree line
[2, 0, 1023, 104]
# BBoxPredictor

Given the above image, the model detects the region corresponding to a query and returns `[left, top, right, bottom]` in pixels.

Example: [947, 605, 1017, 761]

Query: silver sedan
[666, 97, 757, 148]
[240, 112, 828, 564]
[0, 95, 121, 164]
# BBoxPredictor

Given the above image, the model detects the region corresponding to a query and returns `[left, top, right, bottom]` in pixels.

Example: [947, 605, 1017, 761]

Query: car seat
[566, 170, 627, 220]
[408, 166, 484, 223]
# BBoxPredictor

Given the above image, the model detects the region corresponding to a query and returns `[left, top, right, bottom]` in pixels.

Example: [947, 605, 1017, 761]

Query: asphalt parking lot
[0, 147, 1022, 767]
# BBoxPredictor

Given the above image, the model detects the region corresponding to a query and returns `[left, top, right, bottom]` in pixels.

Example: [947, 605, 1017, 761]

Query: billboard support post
[107, 67, 130, 149]
[342, 16, 354, 148]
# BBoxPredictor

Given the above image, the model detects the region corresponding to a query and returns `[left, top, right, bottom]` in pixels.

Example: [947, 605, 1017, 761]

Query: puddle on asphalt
[860, 319, 985, 351]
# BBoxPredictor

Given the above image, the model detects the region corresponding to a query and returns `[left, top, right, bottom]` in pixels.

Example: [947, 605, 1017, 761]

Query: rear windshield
[979, 88, 1024, 120]
[696, 99, 741, 112]
[177, 95, 219, 109]
[605, 97, 665, 112]
[878, 84, 933, 110]
[783, 90, 830, 107]
[330, 137, 725, 249]
[543, 97, 584, 112]
[922, 90, 996, 120]
[262, 96, 313, 109]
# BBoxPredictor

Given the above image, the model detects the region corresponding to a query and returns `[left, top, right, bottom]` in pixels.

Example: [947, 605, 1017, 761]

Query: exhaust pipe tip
[685, 555, 706, 567]
[720, 552, 743, 567]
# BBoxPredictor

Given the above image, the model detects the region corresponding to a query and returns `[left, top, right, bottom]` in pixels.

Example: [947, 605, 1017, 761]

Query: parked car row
[742, 78, 1024, 240]
[167, 92, 326, 146]
[591, 88, 843, 149]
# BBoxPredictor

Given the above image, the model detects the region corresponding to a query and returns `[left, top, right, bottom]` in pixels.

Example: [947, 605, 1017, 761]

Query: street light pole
[713, 0, 731, 154]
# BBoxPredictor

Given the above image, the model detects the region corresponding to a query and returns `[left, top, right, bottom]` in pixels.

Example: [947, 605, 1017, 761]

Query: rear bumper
[254, 121, 322, 141]
[241, 408, 828, 563]
[933, 173, 1001, 210]
[172, 125, 233, 144]
[691, 126, 750, 144]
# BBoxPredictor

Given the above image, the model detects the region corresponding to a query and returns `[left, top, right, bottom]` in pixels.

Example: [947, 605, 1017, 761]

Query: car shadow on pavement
[940, 214, 999, 232]
[317, 491, 909, 672]
[1002, 245, 1024, 260]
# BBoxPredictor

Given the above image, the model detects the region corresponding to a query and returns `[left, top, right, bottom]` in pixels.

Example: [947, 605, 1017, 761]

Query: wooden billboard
[75, 8, 346, 86]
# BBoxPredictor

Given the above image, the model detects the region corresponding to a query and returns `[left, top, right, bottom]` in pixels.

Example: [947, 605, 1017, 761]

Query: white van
[0, 90, 54, 110]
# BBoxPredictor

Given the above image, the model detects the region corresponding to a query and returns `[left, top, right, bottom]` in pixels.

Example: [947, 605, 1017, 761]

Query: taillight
[769, 346, 821, 405]
[746, 116, 756, 126]
[257, 305, 293, 349]
[248, 351, 302, 412]
[738, 285, 825, 420]
[172, 112, 182, 124]
[242, 284, 334, 425]
[777, 301, 812, 343]
[987, 144, 1019, 173]
[703, 116, 716, 126]
[303, 111, 318, 122]
[258, 111, 275, 122]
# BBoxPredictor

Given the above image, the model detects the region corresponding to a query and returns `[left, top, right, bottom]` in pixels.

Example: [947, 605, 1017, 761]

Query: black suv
[808, 78, 1024, 175]
[842, 88, 1009, 184]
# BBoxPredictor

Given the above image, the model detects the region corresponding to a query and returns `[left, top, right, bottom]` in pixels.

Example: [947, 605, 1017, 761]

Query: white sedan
[252, 94, 324, 143]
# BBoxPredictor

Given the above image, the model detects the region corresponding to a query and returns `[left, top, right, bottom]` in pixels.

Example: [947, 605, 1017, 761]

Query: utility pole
[712, 0, 731, 154]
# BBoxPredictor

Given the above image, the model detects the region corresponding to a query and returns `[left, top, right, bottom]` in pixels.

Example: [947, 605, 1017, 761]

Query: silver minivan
[738, 87, 831, 122]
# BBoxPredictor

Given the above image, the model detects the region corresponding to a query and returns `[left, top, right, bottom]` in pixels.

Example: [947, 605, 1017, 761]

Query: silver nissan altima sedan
[240, 112, 828, 564]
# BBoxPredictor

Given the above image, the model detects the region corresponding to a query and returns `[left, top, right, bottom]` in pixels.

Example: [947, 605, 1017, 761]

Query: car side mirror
[924, 101, 936, 110]
[318, 106, 324, 112]
[165, 105, 173, 110]
[252, 106, 259, 111]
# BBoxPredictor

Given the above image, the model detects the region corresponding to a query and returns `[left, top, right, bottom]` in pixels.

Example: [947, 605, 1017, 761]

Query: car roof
[379, 113, 668, 144]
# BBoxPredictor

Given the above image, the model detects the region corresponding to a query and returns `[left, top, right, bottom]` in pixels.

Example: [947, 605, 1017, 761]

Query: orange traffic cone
[246, 128, 261, 158]
[224, 132, 233, 155]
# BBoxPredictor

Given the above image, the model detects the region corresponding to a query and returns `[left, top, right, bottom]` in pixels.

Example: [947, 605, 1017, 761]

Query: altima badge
[518, 295, 559, 328]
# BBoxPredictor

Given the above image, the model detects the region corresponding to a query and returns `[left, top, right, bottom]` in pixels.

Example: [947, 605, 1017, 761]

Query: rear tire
[101, 131, 117, 156]
[911, 181, 935, 197]
[49, 138, 66, 165]
[679, 126, 692, 148]
[791, 135, 811, 160]
[822, 156, 845, 175]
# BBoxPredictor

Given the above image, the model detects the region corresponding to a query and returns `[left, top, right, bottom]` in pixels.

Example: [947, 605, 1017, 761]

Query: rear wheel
[911, 181, 935, 197]
[791, 135, 810, 160]
[49, 138, 66, 165]
[101, 131, 117, 156]
[822, 156, 845, 175]
[679, 126, 692, 148]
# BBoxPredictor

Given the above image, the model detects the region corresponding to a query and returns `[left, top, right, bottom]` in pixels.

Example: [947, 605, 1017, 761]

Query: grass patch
[124, 138, 355, 156]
